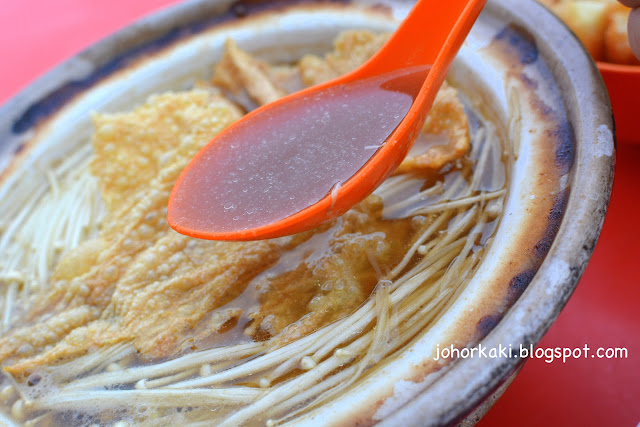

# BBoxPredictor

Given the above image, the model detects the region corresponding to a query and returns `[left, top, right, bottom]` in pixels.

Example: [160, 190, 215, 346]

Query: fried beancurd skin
[0, 31, 472, 379]
[1, 91, 246, 377]
[394, 83, 470, 175]
[298, 30, 390, 86]
[212, 38, 300, 108]
[245, 196, 417, 347]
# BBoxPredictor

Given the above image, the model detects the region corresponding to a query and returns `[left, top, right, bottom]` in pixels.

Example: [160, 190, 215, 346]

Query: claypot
[0, 0, 614, 425]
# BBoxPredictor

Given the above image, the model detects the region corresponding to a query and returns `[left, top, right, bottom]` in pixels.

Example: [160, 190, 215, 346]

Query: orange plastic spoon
[168, 0, 486, 241]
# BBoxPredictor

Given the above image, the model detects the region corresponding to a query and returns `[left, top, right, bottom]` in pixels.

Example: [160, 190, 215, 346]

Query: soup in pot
[0, 30, 507, 426]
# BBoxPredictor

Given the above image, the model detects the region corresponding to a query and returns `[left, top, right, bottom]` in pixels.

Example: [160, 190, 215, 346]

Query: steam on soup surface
[0, 31, 506, 425]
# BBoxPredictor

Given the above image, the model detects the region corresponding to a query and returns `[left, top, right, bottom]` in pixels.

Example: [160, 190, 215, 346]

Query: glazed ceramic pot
[0, 0, 614, 424]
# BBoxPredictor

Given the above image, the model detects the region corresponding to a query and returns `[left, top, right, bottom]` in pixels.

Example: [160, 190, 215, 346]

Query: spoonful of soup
[168, 0, 486, 241]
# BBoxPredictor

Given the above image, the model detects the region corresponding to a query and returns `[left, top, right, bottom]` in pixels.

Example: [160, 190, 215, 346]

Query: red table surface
[1, 1, 639, 426]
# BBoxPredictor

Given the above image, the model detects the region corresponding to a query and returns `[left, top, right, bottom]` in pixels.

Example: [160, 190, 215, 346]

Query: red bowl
[597, 61, 640, 144]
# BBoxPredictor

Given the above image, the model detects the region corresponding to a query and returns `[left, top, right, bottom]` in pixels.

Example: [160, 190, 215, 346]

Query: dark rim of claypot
[381, 0, 614, 424]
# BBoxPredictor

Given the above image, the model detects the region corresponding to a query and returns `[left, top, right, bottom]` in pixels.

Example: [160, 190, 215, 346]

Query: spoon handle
[351, 0, 487, 79]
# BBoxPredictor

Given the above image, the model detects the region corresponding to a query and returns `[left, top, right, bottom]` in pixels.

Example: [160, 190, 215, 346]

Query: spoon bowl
[168, 0, 487, 240]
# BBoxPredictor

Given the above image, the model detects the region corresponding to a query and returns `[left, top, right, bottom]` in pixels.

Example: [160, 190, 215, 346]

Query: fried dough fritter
[539, 0, 640, 64]
[604, 5, 640, 64]
[1, 31, 471, 378]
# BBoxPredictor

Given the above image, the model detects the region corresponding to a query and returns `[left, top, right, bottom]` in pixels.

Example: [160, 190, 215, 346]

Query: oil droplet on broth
[170, 66, 429, 234]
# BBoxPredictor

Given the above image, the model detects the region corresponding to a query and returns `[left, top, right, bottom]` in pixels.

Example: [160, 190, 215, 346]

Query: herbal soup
[0, 31, 507, 425]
